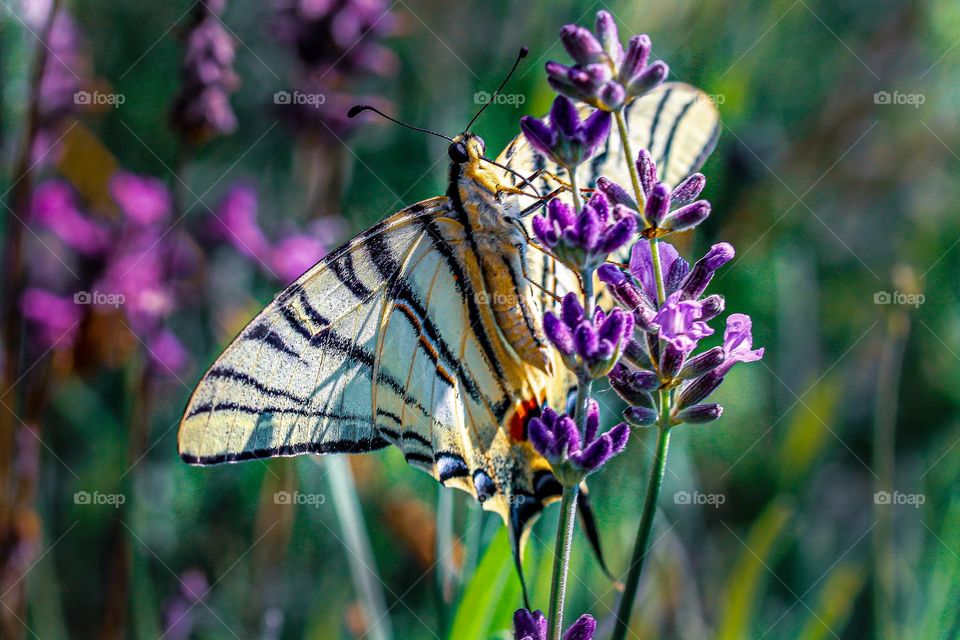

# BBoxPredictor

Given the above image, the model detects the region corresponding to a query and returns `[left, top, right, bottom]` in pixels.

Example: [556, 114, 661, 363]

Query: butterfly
[178, 80, 719, 587]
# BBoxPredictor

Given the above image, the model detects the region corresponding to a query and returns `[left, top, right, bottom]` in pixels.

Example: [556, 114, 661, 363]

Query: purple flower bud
[671, 173, 706, 206]
[573, 427, 613, 471]
[553, 415, 581, 458]
[598, 216, 637, 255]
[520, 115, 557, 158]
[584, 399, 600, 443]
[576, 203, 602, 252]
[608, 363, 658, 406]
[622, 338, 654, 370]
[659, 343, 686, 380]
[521, 96, 611, 169]
[596, 177, 637, 209]
[645, 183, 671, 227]
[548, 198, 577, 228]
[621, 34, 651, 81]
[574, 323, 599, 360]
[597, 308, 632, 345]
[597, 263, 626, 286]
[699, 294, 725, 321]
[661, 200, 711, 233]
[581, 109, 612, 159]
[676, 371, 724, 409]
[598, 82, 626, 111]
[551, 93, 581, 139]
[635, 149, 658, 198]
[626, 60, 669, 96]
[543, 312, 574, 355]
[678, 346, 724, 379]
[680, 242, 735, 299]
[531, 214, 556, 247]
[561, 293, 584, 327]
[594, 11, 621, 63]
[623, 405, 658, 427]
[675, 403, 724, 424]
[513, 608, 548, 640]
[563, 613, 598, 640]
[559, 25, 604, 65]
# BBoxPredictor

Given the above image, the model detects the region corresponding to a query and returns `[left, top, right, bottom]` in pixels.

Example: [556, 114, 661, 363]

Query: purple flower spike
[521, 95, 611, 169]
[529, 405, 627, 481]
[31, 181, 109, 256]
[555, 304, 633, 377]
[512, 609, 597, 640]
[547, 13, 667, 111]
[680, 243, 735, 300]
[110, 172, 172, 225]
[631, 151, 712, 234]
[652, 291, 714, 354]
[533, 190, 637, 271]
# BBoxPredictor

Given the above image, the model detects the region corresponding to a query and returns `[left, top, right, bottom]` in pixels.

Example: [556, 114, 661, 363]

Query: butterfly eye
[448, 142, 469, 163]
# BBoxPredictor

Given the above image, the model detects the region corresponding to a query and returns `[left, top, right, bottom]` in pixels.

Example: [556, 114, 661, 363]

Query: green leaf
[450, 529, 516, 640]
[796, 564, 864, 640]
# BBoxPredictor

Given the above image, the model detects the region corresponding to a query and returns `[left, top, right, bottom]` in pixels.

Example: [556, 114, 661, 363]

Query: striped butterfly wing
[179, 197, 564, 529]
[496, 82, 721, 308]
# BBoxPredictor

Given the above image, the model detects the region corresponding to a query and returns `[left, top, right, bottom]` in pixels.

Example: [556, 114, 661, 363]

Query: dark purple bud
[575, 422, 628, 472]
[584, 399, 600, 443]
[608, 363, 655, 406]
[680, 242, 735, 300]
[671, 173, 706, 207]
[561, 292, 584, 327]
[699, 294, 725, 321]
[621, 34, 651, 79]
[531, 215, 556, 247]
[598, 216, 637, 254]
[597, 263, 626, 286]
[560, 25, 603, 65]
[596, 176, 637, 209]
[597, 308, 632, 345]
[676, 371, 724, 409]
[587, 191, 610, 223]
[675, 403, 724, 424]
[659, 343, 686, 380]
[513, 608, 548, 640]
[644, 183, 671, 227]
[622, 338, 654, 370]
[662, 201, 711, 233]
[554, 414, 581, 458]
[546, 60, 577, 87]
[636, 149, 658, 197]
[678, 346, 724, 379]
[574, 323, 599, 360]
[550, 95, 581, 139]
[520, 115, 557, 158]
[598, 82, 626, 111]
[576, 205, 602, 252]
[595, 10, 620, 61]
[528, 417, 554, 458]
[548, 198, 577, 228]
[543, 312, 574, 355]
[626, 60, 668, 97]
[624, 405, 658, 427]
[581, 110, 612, 160]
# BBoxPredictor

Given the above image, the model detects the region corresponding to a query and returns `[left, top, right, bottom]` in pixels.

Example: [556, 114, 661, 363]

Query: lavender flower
[514, 609, 596, 640]
[622, 149, 711, 234]
[529, 402, 629, 484]
[172, 0, 239, 143]
[30, 181, 108, 256]
[520, 95, 611, 169]
[532, 191, 636, 271]
[546, 11, 668, 111]
[543, 292, 633, 377]
[19, 289, 82, 350]
[653, 291, 714, 352]
[110, 172, 173, 226]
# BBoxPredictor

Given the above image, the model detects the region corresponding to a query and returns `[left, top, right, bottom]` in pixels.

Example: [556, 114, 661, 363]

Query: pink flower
[110, 172, 172, 225]
[31, 180, 109, 256]
[270, 234, 325, 284]
[20, 288, 82, 349]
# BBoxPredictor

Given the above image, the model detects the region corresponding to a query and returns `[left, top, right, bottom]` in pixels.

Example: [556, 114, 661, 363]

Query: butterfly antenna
[348, 104, 453, 141]
[465, 46, 529, 132]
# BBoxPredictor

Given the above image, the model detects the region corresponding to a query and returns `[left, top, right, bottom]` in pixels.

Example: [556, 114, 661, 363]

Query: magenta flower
[30, 181, 109, 256]
[270, 234, 325, 284]
[513, 608, 596, 640]
[149, 329, 190, 374]
[19, 288, 82, 350]
[110, 172, 172, 225]
[532, 191, 636, 271]
[520, 95, 611, 169]
[213, 185, 271, 261]
[652, 291, 714, 353]
[528, 403, 629, 483]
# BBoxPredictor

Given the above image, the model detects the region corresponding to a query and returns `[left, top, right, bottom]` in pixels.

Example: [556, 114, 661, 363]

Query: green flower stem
[547, 483, 581, 640]
[612, 106, 672, 639]
[612, 412, 672, 640]
[567, 165, 583, 212]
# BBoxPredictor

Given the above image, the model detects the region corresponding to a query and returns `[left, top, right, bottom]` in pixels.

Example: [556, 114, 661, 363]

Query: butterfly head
[447, 133, 485, 165]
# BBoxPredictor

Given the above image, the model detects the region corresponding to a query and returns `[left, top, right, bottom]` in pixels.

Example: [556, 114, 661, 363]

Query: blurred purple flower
[163, 568, 208, 640]
[110, 172, 172, 226]
[270, 234, 325, 283]
[148, 329, 189, 374]
[30, 180, 109, 256]
[532, 191, 636, 271]
[172, 0, 239, 142]
[213, 185, 271, 260]
[520, 95, 611, 169]
[37, 10, 90, 124]
[19, 288, 82, 350]
[513, 608, 596, 640]
[546, 11, 668, 111]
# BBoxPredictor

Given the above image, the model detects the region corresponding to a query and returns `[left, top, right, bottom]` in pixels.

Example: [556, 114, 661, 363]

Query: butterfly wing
[496, 82, 721, 307]
[179, 197, 564, 531]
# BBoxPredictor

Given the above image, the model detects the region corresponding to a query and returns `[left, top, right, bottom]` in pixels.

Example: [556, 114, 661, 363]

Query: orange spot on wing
[509, 395, 544, 441]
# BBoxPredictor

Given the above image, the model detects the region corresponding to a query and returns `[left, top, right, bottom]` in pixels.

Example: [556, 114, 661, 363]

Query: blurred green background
[2, 0, 959, 638]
